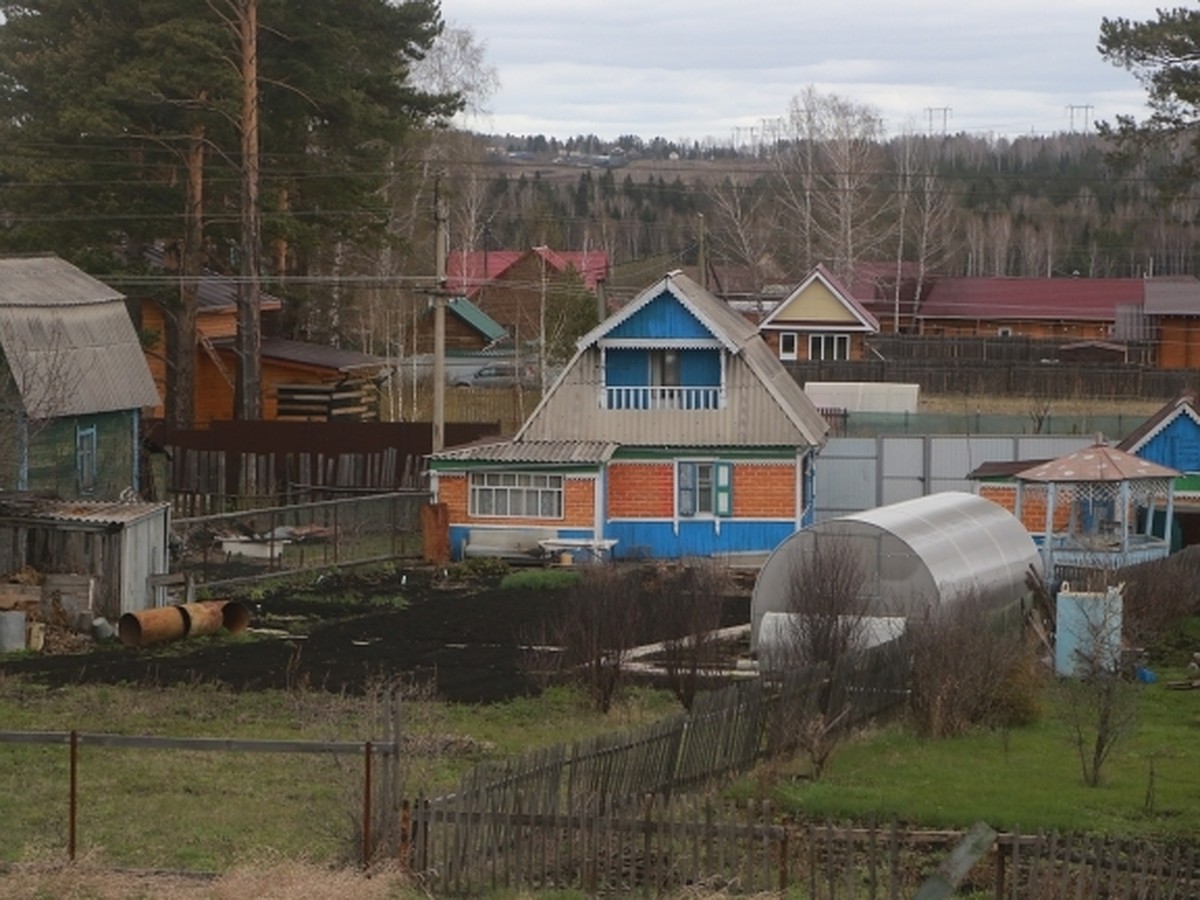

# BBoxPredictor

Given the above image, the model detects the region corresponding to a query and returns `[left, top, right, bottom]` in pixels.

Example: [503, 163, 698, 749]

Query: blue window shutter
[678, 462, 696, 517]
[715, 461, 732, 517]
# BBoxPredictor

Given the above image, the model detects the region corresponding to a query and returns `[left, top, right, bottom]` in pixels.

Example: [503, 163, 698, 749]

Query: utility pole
[432, 176, 448, 453]
[697, 213, 708, 290]
[235, 0, 262, 421]
[1067, 104, 1094, 133]
[925, 106, 952, 135]
[538, 249, 547, 391]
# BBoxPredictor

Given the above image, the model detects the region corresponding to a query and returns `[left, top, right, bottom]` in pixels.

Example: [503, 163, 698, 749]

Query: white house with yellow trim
[757, 265, 880, 362]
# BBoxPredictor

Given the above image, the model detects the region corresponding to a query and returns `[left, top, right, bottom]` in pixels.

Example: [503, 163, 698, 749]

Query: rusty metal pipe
[178, 601, 226, 638]
[119, 606, 187, 647]
[118, 600, 252, 647]
[222, 600, 251, 635]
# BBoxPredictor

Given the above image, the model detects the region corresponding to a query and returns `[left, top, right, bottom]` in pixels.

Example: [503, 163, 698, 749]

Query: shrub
[907, 597, 1039, 738]
[499, 568, 582, 591]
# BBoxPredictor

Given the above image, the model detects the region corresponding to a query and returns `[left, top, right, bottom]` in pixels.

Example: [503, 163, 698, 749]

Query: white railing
[604, 385, 723, 410]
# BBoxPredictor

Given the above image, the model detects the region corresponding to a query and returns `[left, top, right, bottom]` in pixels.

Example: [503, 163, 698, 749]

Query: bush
[499, 568, 582, 591]
[908, 597, 1040, 738]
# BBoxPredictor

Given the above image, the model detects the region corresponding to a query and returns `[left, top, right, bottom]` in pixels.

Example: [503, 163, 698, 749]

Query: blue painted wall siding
[608, 294, 712, 340]
[605, 349, 644, 386]
[1138, 415, 1200, 473]
[604, 348, 720, 386]
[606, 519, 795, 560]
[680, 350, 720, 384]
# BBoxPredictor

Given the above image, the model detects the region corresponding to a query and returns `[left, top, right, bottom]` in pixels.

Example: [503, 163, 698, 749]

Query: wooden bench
[462, 527, 557, 563]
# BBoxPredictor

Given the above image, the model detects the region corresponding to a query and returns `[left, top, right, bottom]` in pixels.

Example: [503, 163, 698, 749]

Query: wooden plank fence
[395, 797, 1200, 897]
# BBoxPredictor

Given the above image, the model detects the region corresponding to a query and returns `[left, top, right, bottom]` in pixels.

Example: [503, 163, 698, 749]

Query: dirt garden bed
[0, 566, 753, 703]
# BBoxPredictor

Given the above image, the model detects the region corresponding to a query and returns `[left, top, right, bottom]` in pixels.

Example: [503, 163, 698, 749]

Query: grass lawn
[758, 668, 1200, 839]
[0, 678, 678, 871]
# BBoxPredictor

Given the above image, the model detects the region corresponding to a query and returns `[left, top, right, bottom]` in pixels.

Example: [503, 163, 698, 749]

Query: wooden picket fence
[391, 797, 1200, 897]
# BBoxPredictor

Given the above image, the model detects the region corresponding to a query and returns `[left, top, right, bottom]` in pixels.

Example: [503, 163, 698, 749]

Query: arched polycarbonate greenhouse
[750, 491, 1041, 651]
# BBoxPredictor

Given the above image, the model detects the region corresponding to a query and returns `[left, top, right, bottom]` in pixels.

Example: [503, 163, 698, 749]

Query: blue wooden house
[429, 271, 829, 562]
[1118, 389, 1200, 547]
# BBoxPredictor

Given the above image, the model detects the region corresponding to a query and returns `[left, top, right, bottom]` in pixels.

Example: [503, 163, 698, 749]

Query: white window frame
[779, 332, 798, 361]
[469, 471, 564, 519]
[76, 424, 97, 495]
[677, 460, 732, 518]
[808, 333, 849, 361]
[997, 327, 1014, 337]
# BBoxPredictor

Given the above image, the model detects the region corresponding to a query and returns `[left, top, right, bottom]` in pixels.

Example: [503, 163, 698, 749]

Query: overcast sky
[443, 1, 1169, 144]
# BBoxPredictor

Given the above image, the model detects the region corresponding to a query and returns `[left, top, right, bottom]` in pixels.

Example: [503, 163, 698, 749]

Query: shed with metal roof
[0, 497, 172, 619]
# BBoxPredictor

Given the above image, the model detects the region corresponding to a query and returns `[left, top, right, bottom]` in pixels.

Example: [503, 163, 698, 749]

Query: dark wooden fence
[787, 354, 1198, 402]
[149, 420, 499, 515]
[866, 335, 1158, 366]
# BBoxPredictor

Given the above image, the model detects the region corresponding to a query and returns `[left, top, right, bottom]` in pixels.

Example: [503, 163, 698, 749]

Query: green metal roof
[449, 296, 507, 344]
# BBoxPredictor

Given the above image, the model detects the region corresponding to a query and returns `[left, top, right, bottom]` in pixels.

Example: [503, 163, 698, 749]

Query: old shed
[0, 497, 171, 620]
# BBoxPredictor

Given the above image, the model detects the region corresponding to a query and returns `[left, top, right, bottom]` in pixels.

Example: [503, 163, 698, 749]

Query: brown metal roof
[919, 276, 1144, 321]
[1017, 443, 1180, 483]
[1117, 390, 1200, 454]
[259, 337, 385, 372]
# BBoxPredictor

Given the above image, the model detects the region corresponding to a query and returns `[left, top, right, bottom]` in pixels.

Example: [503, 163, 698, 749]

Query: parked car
[453, 362, 539, 389]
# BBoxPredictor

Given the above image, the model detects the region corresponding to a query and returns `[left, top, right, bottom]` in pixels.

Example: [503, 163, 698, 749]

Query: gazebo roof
[1016, 443, 1180, 484]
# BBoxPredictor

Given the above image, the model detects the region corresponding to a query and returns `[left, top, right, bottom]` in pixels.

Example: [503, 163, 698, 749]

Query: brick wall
[980, 484, 1071, 531]
[438, 471, 594, 527]
[608, 463, 674, 517]
[733, 464, 796, 518]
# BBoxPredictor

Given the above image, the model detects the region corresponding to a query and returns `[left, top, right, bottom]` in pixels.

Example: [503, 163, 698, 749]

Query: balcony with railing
[604, 385, 723, 410]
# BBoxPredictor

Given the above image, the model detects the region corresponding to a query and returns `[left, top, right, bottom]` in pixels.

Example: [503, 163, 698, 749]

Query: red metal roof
[446, 247, 608, 297]
[919, 277, 1144, 321]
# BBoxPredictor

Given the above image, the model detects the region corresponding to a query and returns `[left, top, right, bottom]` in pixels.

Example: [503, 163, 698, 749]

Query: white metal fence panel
[816, 434, 1096, 520]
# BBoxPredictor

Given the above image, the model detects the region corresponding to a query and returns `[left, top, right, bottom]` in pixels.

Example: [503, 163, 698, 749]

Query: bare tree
[650, 562, 731, 710]
[704, 175, 780, 312]
[543, 567, 644, 713]
[907, 595, 1037, 739]
[783, 532, 870, 671]
[1056, 586, 1138, 787]
[0, 320, 84, 490]
[774, 88, 893, 280]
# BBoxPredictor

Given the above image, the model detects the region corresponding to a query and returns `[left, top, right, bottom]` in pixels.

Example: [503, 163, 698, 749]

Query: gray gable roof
[0, 256, 161, 416]
[515, 271, 828, 448]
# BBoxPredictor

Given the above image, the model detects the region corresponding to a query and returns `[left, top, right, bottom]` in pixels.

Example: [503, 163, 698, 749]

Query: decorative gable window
[779, 332, 798, 361]
[469, 472, 563, 519]
[76, 425, 97, 495]
[677, 460, 732, 517]
[808, 334, 849, 361]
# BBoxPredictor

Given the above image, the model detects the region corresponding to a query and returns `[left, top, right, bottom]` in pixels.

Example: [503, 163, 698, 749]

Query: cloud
[445, 0, 1165, 139]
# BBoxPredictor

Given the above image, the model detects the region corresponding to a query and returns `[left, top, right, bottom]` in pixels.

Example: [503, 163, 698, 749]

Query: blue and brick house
[429, 270, 829, 561]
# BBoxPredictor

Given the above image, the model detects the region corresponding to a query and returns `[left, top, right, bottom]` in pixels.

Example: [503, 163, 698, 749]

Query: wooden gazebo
[1015, 442, 1179, 586]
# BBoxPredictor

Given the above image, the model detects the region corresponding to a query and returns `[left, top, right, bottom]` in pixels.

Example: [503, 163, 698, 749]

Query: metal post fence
[0, 730, 397, 866]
